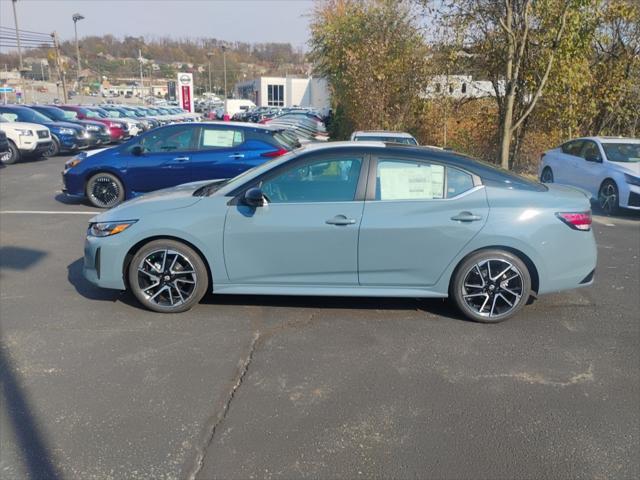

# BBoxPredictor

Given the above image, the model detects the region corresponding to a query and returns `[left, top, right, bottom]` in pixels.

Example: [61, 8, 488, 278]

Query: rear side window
[199, 127, 244, 149]
[562, 141, 584, 156]
[446, 168, 475, 197]
[376, 159, 445, 200]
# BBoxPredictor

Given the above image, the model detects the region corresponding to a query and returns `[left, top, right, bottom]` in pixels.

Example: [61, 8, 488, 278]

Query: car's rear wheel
[86, 172, 125, 208]
[1, 140, 19, 165]
[598, 180, 619, 216]
[128, 239, 209, 313]
[45, 136, 60, 157]
[451, 250, 531, 323]
[540, 167, 553, 183]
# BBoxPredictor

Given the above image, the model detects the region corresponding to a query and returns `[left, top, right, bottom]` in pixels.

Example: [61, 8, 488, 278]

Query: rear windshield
[355, 135, 417, 145]
[272, 131, 301, 150]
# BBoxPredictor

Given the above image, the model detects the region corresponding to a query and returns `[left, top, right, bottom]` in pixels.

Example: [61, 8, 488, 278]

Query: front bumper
[622, 184, 640, 210]
[83, 234, 128, 290]
[58, 134, 89, 152]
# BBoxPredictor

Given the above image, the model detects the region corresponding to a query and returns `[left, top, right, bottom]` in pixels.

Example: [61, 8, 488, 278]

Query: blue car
[62, 122, 297, 208]
[0, 105, 89, 156]
[28, 105, 112, 148]
[82, 142, 597, 322]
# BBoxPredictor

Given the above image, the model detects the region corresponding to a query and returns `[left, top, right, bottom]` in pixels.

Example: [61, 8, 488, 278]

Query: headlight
[65, 155, 84, 169]
[88, 220, 137, 237]
[15, 128, 34, 136]
[59, 127, 76, 135]
[624, 173, 640, 186]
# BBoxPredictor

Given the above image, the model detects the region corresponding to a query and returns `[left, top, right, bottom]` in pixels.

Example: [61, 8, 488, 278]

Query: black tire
[128, 239, 209, 313]
[450, 249, 531, 323]
[1, 140, 20, 165]
[598, 180, 619, 216]
[86, 172, 125, 208]
[540, 167, 553, 183]
[44, 136, 60, 157]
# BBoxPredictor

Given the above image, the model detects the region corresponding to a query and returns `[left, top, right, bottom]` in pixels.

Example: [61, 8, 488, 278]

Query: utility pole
[207, 51, 213, 95]
[138, 49, 144, 105]
[11, 0, 26, 103]
[221, 45, 228, 113]
[72, 13, 85, 99]
[52, 31, 67, 103]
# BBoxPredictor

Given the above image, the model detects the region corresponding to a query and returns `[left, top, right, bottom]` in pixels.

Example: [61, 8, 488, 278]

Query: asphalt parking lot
[1, 154, 639, 480]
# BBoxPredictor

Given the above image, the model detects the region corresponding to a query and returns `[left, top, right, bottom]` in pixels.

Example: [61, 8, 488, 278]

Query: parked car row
[0, 103, 201, 164]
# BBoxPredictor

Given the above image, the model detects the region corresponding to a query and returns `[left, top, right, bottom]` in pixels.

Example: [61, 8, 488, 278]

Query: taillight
[556, 211, 592, 231]
[261, 148, 288, 158]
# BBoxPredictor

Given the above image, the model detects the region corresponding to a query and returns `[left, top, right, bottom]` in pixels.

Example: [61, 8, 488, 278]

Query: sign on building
[176, 73, 194, 112]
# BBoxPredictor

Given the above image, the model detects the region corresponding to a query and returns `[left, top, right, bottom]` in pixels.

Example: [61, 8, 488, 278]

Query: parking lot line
[0, 210, 96, 215]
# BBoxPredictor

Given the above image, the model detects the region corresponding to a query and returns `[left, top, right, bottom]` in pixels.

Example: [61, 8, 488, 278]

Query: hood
[0, 121, 47, 131]
[609, 161, 640, 177]
[49, 121, 84, 132]
[90, 180, 215, 223]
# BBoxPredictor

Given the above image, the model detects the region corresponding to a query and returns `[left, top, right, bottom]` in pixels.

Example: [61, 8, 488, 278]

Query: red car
[56, 105, 130, 143]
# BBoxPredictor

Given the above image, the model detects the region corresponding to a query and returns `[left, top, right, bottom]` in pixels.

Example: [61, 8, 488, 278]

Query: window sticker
[202, 129, 236, 147]
[379, 163, 444, 200]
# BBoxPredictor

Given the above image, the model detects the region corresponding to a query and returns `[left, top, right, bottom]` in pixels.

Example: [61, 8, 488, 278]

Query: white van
[225, 99, 256, 117]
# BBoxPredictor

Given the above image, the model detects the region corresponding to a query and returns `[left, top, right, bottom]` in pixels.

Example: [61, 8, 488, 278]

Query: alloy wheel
[461, 259, 524, 319]
[598, 182, 618, 215]
[136, 249, 198, 308]
[89, 176, 121, 208]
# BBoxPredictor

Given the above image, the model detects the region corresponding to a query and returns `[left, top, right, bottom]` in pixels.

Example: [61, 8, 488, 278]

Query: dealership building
[235, 76, 330, 111]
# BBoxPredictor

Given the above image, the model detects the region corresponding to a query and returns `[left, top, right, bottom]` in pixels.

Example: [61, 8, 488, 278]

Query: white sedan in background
[539, 137, 640, 215]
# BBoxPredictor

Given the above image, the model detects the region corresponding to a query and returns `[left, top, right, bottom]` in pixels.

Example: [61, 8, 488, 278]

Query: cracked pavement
[1, 155, 639, 479]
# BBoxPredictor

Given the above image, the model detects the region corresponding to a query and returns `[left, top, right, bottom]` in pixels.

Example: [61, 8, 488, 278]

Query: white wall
[237, 76, 331, 109]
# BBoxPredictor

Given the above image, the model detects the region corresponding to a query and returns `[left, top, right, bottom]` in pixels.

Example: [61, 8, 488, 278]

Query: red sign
[181, 85, 191, 111]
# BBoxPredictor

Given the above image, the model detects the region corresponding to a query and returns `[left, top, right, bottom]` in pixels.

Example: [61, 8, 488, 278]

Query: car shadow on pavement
[67, 258, 466, 321]
[67, 258, 135, 305]
[54, 192, 88, 206]
[203, 294, 467, 322]
[0, 347, 62, 480]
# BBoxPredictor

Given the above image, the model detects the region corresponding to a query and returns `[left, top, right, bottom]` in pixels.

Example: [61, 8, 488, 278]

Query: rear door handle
[326, 214, 357, 226]
[451, 211, 482, 222]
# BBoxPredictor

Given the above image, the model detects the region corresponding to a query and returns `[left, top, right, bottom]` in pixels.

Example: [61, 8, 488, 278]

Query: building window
[267, 84, 284, 106]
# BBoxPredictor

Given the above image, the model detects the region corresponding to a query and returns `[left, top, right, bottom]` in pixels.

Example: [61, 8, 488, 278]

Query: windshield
[602, 143, 640, 163]
[83, 109, 104, 119]
[9, 108, 51, 124]
[63, 110, 77, 120]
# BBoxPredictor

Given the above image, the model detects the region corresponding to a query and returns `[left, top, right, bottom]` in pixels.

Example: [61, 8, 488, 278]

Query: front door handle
[229, 153, 245, 159]
[326, 214, 357, 226]
[451, 211, 482, 222]
[172, 156, 190, 163]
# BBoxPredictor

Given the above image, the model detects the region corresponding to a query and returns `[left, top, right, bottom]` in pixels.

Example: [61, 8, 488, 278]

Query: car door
[223, 154, 367, 285]
[577, 140, 606, 197]
[358, 156, 489, 287]
[188, 125, 260, 181]
[125, 125, 197, 193]
[555, 140, 584, 185]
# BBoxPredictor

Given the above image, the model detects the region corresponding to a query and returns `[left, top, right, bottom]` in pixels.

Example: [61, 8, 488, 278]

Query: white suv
[0, 116, 52, 165]
[539, 137, 640, 215]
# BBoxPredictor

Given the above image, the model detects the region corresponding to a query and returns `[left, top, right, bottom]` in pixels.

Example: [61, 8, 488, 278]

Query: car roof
[566, 136, 640, 144]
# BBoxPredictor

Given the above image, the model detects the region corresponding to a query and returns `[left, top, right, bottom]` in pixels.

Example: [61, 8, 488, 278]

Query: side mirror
[244, 187, 265, 207]
[585, 153, 601, 163]
[131, 145, 144, 156]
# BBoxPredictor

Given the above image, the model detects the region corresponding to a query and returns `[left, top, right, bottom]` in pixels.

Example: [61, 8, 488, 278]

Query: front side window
[376, 159, 445, 200]
[580, 141, 601, 161]
[267, 84, 284, 107]
[261, 157, 362, 203]
[139, 126, 196, 153]
[199, 127, 244, 149]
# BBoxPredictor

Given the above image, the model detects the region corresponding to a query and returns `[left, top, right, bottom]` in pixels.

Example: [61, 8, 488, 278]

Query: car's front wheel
[451, 250, 531, 323]
[598, 180, 619, 216]
[128, 240, 209, 313]
[44, 136, 60, 157]
[1, 140, 20, 165]
[86, 172, 125, 208]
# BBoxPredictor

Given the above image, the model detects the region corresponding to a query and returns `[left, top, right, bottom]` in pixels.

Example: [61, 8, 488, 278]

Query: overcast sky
[0, 0, 315, 52]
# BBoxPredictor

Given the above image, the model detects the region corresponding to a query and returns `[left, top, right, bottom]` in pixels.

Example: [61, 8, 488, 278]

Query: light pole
[72, 13, 84, 98]
[11, 0, 26, 103]
[206, 52, 214, 96]
[221, 45, 228, 114]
